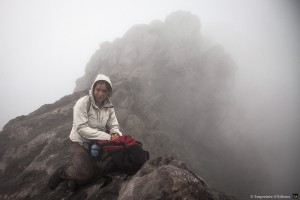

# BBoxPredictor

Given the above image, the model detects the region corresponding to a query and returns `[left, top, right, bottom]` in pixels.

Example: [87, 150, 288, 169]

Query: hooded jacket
[69, 74, 122, 144]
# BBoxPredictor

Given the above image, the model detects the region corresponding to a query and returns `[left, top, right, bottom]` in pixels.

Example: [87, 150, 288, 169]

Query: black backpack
[91, 135, 149, 176]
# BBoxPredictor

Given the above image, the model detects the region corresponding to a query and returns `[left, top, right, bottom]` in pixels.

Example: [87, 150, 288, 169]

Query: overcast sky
[0, 0, 299, 133]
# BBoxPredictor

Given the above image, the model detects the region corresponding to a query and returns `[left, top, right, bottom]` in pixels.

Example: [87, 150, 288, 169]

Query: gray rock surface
[118, 156, 236, 200]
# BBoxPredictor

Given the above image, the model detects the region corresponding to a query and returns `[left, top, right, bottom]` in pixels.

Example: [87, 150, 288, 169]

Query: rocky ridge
[0, 90, 236, 200]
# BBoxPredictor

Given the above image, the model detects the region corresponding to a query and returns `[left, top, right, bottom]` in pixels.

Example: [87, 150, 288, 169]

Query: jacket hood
[89, 74, 113, 108]
[90, 74, 112, 92]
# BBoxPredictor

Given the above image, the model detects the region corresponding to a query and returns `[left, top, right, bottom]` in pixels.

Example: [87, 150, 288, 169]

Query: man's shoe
[48, 167, 64, 190]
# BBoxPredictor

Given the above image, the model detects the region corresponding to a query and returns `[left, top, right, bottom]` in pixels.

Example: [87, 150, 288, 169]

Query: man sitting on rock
[48, 74, 122, 190]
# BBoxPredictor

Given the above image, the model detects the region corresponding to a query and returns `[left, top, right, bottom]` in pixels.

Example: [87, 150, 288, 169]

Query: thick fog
[0, 0, 299, 197]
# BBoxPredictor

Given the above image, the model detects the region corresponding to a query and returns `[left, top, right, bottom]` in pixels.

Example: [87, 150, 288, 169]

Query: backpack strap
[86, 95, 91, 113]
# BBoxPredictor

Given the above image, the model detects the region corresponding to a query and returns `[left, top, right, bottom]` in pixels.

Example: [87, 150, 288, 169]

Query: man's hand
[110, 133, 120, 140]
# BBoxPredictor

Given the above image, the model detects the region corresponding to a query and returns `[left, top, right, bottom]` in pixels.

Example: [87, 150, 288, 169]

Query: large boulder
[119, 156, 236, 200]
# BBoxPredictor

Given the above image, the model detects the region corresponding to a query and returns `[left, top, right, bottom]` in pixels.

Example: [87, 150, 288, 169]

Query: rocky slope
[0, 90, 236, 200]
[0, 10, 261, 199]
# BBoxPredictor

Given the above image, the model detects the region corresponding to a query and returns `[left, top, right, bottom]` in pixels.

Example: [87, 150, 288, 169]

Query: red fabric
[97, 135, 138, 151]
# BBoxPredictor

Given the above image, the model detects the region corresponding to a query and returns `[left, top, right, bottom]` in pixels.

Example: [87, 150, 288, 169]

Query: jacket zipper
[98, 110, 100, 122]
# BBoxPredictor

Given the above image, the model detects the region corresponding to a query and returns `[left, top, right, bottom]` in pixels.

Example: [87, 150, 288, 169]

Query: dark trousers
[61, 143, 96, 185]
[61, 142, 115, 185]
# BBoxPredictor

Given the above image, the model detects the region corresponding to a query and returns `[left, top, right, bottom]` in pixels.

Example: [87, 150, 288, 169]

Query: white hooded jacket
[69, 74, 122, 144]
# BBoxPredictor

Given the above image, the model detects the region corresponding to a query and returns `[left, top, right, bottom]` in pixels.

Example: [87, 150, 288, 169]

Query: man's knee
[64, 144, 95, 183]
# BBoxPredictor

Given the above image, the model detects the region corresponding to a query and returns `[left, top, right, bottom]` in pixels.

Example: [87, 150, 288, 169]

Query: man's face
[93, 83, 108, 105]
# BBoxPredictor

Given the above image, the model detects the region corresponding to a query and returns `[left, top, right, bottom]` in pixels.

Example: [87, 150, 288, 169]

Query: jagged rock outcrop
[74, 10, 246, 195]
[0, 10, 258, 199]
